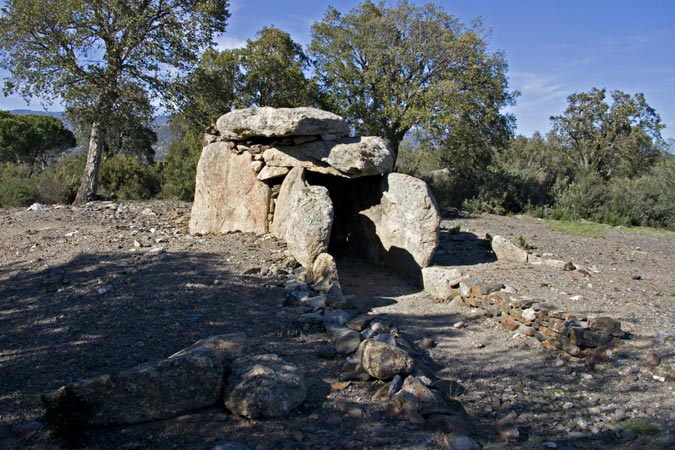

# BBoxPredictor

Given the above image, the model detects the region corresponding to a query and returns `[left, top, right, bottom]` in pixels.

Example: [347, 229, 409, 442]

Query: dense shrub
[161, 128, 202, 201]
[0, 163, 38, 206]
[98, 154, 162, 200]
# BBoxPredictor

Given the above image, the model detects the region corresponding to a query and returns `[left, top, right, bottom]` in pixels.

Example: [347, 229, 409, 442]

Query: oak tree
[0, 0, 230, 203]
[309, 0, 516, 162]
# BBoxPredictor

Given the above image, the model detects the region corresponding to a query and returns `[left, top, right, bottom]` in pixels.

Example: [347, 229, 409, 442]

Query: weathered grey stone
[169, 333, 248, 365]
[262, 147, 346, 177]
[261, 136, 393, 178]
[491, 235, 528, 263]
[326, 323, 362, 354]
[256, 165, 289, 181]
[215, 107, 350, 141]
[569, 327, 613, 348]
[190, 142, 270, 235]
[443, 433, 482, 450]
[324, 136, 394, 176]
[270, 166, 306, 240]
[272, 170, 333, 269]
[359, 339, 415, 380]
[311, 252, 342, 297]
[224, 354, 306, 419]
[358, 173, 440, 280]
[422, 266, 464, 300]
[43, 350, 223, 426]
[589, 316, 623, 336]
[399, 376, 449, 415]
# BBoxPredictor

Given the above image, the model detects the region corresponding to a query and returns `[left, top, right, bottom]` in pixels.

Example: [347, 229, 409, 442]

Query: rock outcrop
[190, 107, 440, 280]
[43, 349, 224, 427]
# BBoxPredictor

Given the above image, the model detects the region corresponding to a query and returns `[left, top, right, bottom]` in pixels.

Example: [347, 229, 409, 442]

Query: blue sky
[2, 0, 674, 140]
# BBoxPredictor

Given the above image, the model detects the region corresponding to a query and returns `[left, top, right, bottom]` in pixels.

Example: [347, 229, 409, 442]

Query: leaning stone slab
[422, 266, 464, 300]
[491, 235, 528, 263]
[43, 350, 223, 427]
[272, 168, 333, 268]
[215, 107, 350, 141]
[224, 354, 307, 419]
[190, 142, 270, 235]
[359, 173, 440, 280]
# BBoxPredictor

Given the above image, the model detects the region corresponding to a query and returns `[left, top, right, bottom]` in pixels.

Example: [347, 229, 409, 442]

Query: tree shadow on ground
[0, 249, 339, 449]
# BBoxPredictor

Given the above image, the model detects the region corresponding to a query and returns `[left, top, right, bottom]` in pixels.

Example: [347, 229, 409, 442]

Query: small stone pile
[423, 235, 625, 358]
[281, 266, 479, 447]
[190, 106, 440, 281]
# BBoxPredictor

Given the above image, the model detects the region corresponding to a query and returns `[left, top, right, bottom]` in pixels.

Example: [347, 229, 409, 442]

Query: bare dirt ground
[1, 200, 674, 450]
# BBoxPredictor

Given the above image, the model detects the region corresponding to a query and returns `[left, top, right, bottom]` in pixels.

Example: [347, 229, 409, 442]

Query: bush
[0, 163, 38, 207]
[99, 154, 162, 200]
[162, 128, 202, 201]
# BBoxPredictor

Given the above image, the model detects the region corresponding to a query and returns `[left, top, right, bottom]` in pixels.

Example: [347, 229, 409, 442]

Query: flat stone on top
[216, 107, 350, 141]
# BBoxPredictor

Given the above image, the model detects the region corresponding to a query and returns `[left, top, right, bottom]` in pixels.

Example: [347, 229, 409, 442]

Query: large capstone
[215, 107, 350, 141]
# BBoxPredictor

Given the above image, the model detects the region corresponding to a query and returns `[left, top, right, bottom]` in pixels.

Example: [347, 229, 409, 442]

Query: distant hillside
[8, 110, 172, 161]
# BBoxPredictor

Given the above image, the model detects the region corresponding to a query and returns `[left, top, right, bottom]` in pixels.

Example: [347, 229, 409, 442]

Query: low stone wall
[457, 280, 623, 357]
[423, 233, 625, 358]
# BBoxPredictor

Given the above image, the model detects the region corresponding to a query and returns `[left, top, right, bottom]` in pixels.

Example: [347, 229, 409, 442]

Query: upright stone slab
[271, 167, 334, 268]
[215, 107, 350, 141]
[358, 173, 440, 280]
[189, 142, 270, 235]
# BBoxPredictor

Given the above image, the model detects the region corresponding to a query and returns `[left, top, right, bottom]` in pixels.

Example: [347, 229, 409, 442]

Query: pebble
[543, 442, 557, 448]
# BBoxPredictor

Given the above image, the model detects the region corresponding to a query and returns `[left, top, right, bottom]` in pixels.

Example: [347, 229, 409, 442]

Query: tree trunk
[73, 121, 105, 205]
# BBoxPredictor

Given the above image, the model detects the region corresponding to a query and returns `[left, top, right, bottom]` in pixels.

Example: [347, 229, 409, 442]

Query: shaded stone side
[357, 173, 440, 281]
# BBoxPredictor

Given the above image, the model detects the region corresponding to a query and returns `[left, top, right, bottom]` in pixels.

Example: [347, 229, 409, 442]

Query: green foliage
[99, 155, 162, 201]
[0, 0, 231, 202]
[236, 26, 317, 108]
[309, 0, 516, 156]
[0, 111, 76, 170]
[550, 88, 663, 179]
[67, 83, 158, 163]
[162, 128, 203, 200]
[0, 162, 38, 206]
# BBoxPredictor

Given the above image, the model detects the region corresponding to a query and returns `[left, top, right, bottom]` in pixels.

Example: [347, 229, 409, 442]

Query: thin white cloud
[215, 35, 247, 50]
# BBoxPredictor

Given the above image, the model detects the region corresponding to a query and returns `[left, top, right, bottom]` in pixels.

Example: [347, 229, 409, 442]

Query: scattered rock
[496, 410, 520, 443]
[491, 235, 528, 263]
[224, 354, 307, 419]
[359, 339, 415, 380]
[443, 433, 482, 450]
[422, 266, 464, 300]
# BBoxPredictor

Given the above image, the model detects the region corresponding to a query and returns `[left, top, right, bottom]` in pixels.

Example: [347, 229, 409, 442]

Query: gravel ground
[1, 201, 674, 449]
